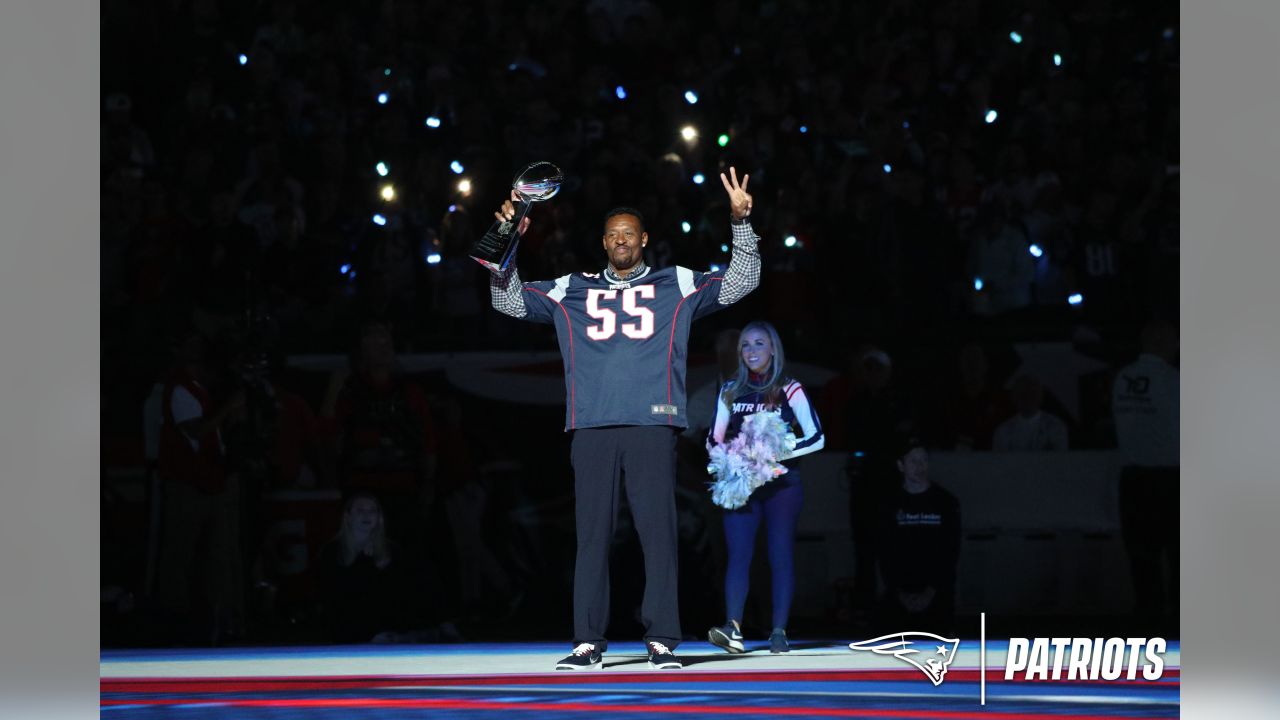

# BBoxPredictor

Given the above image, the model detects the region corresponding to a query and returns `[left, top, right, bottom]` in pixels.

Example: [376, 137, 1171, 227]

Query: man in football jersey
[486, 168, 760, 670]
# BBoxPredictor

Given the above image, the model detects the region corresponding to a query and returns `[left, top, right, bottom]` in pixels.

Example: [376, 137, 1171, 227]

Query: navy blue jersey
[490, 222, 761, 430]
[521, 266, 732, 429]
[709, 379, 825, 464]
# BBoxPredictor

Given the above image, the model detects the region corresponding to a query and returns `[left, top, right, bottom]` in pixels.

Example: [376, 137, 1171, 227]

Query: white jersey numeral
[585, 286, 657, 341]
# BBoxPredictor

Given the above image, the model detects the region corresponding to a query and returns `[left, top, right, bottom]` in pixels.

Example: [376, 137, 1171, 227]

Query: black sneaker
[708, 623, 745, 653]
[769, 629, 790, 654]
[646, 641, 682, 670]
[556, 642, 602, 670]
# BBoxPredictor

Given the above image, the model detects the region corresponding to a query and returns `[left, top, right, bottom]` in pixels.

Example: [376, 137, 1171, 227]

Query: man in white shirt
[992, 374, 1069, 451]
[1111, 321, 1178, 633]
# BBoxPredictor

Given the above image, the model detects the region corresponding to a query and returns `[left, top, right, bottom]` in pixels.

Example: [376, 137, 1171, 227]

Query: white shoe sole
[708, 627, 745, 653]
[649, 661, 682, 670]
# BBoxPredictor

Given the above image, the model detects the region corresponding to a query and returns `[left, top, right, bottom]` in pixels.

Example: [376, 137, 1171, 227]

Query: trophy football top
[513, 161, 564, 202]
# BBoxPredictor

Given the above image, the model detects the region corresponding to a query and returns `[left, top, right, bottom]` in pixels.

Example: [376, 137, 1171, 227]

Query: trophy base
[469, 230, 521, 273]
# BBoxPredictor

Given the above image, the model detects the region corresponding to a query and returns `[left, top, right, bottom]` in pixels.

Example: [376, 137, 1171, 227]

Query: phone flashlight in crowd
[376, 162, 389, 177]
[681, 125, 698, 142]
[425, 116, 441, 128]
[974, 277, 985, 291]
[681, 221, 692, 233]
[902, 120, 910, 129]
[450, 160, 465, 174]
[799, 125, 808, 133]
[718, 134, 730, 147]
[784, 235, 798, 248]
[720, 244, 729, 253]
[348, 270, 358, 281]
[1010, 31, 1023, 44]
[381, 185, 396, 201]
[372, 214, 387, 226]
[1068, 293, 1084, 306]
[710, 263, 722, 272]
[377, 93, 389, 105]
[985, 109, 999, 124]
[384, 67, 392, 76]
[448, 204, 458, 213]
[615, 85, 627, 100]
[238, 54, 248, 66]
[457, 179, 473, 195]
[1029, 244, 1044, 258]
[426, 253, 442, 265]
[684, 90, 699, 104]
[1053, 53, 1063, 67]
[883, 164, 892, 174]
[692, 173, 705, 185]
[340, 264, 351, 275]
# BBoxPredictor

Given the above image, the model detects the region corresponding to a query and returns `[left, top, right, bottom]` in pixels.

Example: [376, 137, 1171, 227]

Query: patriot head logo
[848, 632, 961, 686]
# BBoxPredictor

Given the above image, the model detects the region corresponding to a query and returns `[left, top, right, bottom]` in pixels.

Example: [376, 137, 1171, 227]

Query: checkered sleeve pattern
[718, 221, 761, 305]
[489, 265, 528, 318]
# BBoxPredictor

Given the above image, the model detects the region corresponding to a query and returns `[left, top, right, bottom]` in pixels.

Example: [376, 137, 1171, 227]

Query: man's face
[898, 448, 929, 484]
[602, 214, 647, 271]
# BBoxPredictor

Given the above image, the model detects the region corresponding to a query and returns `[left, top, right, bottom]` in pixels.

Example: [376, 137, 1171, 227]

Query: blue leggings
[722, 472, 803, 630]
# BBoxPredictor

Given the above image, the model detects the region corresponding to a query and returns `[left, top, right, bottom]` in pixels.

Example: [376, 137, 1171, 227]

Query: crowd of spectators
[101, 0, 1178, 644]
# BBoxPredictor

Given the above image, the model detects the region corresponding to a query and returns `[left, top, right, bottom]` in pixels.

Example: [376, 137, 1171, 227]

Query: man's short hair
[896, 434, 926, 460]
[604, 206, 645, 231]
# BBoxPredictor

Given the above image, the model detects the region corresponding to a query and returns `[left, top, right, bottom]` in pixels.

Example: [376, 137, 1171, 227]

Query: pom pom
[706, 411, 797, 509]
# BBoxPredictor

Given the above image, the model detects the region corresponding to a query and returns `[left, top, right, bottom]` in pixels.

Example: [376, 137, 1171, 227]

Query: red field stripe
[100, 696, 1176, 719]
[101, 667, 1178, 694]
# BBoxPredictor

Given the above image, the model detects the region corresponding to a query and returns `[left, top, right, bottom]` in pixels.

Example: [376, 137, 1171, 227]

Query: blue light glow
[339, 264, 351, 275]
[710, 264, 722, 272]
[1029, 244, 1044, 258]
[376, 162, 389, 177]
[692, 173, 705, 185]
[974, 277, 984, 291]
[799, 125, 808, 134]
[684, 90, 698, 104]
[1053, 53, 1062, 67]
[615, 85, 627, 100]
[372, 214, 386, 226]
[681, 221, 692, 233]
[377, 93, 389, 105]
[450, 161, 465, 174]
[425, 116, 441, 128]
[1068, 293, 1084, 305]
[784, 235, 797, 248]
[883, 164, 892, 174]
[238, 54, 248, 66]
[985, 109, 998, 124]
[1010, 31, 1023, 44]
[426, 253, 442, 265]
[448, 204, 457, 213]
[720, 244, 729, 253]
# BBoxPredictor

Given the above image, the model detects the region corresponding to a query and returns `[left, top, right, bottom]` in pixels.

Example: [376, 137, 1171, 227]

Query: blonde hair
[335, 493, 391, 568]
[722, 321, 790, 408]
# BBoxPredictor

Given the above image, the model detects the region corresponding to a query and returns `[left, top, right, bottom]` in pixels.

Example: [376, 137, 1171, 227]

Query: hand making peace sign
[720, 166, 753, 221]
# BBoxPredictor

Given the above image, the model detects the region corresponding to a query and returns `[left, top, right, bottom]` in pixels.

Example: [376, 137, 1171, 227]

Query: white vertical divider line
[980, 611, 986, 706]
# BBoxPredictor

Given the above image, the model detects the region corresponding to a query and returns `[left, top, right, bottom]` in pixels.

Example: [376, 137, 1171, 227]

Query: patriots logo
[848, 632, 960, 686]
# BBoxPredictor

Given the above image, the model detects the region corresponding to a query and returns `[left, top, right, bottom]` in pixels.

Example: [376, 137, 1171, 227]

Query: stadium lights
[457, 178, 473, 195]
[381, 184, 396, 202]
[1068, 293, 1084, 306]
[684, 90, 699, 104]
[1029, 244, 1044, 258]
[376, 162, 389, 177]
[784, 235, 798, 248]
[718, 134, 730, 147]
[681, 221, 692, 233]
[985, 109, 999, 124]
[450, 160, 465, 174]
[238, 54, 248, 66]
[692, 173, 705, 185]
[425, 116, 441, 128]
[377, 92, 389, 105]
[372, 214, 387, 226]
[680, 125, 698, 142]
[1010, 31, 1023, 44]
[615, 85, 627, 100]
[974, 277, 984, 291]
[426, 253, 442, 265]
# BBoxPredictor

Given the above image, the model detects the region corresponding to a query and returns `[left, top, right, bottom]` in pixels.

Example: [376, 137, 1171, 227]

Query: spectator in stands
[153, 328, 246, 642]
[321, 322, 438, 547]
[992, 375, 1069, 451]
[1112, 321, 1179, 633]
[875, 437, 961, 634]
[315, 493, 437, 643]
[842, 346, 915, 624]
[934, 343, 1011, 451]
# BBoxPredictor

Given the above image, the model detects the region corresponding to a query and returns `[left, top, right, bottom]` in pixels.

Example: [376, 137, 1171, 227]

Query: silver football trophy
[469, 161, 564, 272]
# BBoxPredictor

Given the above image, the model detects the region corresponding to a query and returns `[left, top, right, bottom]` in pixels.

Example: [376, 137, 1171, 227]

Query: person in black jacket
[876, 437, 962, 634]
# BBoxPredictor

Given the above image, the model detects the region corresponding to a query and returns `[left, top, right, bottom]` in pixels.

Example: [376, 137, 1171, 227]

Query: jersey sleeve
[780, 381, 825, 460]
[707, 384, 733, 446]
[489, 266, 569, 324]
[675, 221, 761, 319]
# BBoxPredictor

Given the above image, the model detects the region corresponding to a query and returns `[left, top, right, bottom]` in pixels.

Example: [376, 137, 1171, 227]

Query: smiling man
[485, 168, 761, 671]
